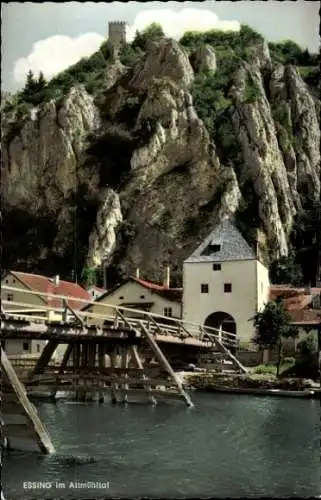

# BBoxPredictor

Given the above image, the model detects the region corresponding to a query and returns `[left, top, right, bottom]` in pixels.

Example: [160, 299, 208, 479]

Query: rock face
[1, 35, 320, 283]
[190, 45, 217, 73]
[2, 86, 102, 270]
[231, 65, 296, 256]
[129, 38, 194, 90]
[87, 189, 123, 268]
[2, 86, 100, 214]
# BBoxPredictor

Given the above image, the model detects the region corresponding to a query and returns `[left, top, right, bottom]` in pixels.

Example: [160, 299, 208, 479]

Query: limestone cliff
[2, 34, 320, 285]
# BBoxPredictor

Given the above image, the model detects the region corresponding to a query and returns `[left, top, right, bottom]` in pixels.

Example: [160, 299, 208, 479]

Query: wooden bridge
[1, 284, 247, 454]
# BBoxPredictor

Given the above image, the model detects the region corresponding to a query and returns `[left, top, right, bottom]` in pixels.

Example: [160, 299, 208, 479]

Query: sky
[1, 1, 319, 92]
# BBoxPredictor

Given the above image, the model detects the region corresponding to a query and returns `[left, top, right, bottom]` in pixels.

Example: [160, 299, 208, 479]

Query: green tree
[297, 331, 318, 361]
[295, 330, 319, 379]
[80, 267, 98, 288]
[36, 71, 47, 91]
[25, 69, 38, 92]
[20, 70, 38, 101]
[132, 22, 165, 51]
[252, 300, 299, 377]
[269, 249, 304, 286]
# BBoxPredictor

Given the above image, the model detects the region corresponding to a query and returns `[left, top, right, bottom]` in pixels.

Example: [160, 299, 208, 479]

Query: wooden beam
[52, 343, 74, 398]
[98, 344, 106, 403]
[1, 349, 55, 454]
[120, 346, 129, 403]
[139, 322, 193, 408]
[110, 347, 119, 404]
[202, 332, 248, 374]
[130, 345, 156, 405]
[27, 385, 185, 399]
[66, 304, 85, 327]
[27, 375, 176, 387]
[115, 309, 135, 330]
[32, 341, 59, 376]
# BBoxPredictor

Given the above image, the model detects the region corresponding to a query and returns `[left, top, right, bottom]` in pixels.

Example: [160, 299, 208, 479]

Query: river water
[2, 393, 321, 499]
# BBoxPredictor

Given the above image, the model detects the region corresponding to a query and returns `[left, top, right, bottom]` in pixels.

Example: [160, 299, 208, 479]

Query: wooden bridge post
[87, 342, 97, 401]
[110, 347, 119, 404]
[73, 342, 81, 400]
[62, 299, 68, 322]
[79, 342, 89, 401]
[130, 345, 156, 405]
[52, 343, 74, 399]
[98, 344, 106, 403]
[1, 349, 55, 454]
[120, 345, 129, 403]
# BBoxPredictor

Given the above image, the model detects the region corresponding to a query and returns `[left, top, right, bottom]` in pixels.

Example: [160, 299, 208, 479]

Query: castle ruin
[108, 21, 127, 46]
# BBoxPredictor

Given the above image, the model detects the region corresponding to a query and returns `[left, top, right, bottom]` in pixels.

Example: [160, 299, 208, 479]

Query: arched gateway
[204, 312, 237, 353]
[204, 311, 237, 336]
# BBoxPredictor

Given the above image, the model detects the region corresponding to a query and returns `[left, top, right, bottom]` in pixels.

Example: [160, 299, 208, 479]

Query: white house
[182, 219, 270, 343]
[82, 275, 182, 325]
[1, 271, 91, 357]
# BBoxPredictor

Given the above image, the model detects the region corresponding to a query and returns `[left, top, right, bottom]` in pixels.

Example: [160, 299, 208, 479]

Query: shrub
[80, 267, 98, 288]
[180, 24, 263, 62]
[297, 331, 318, 361]
[268, 40, 318, 66]
[158, 210, 172, 229]
[243, 73, 261, 103]
[252, 364, 277, 375]
[132, 23, 165, 52]
[119, 43, 143, 66]
[269, 249, 303, 286]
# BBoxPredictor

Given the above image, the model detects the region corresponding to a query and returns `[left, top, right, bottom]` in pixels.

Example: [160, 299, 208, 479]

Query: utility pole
[101, 260, 107, 289]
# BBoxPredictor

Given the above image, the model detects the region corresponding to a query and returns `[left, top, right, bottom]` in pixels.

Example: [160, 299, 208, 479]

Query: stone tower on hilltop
[108, 21, 127, 46]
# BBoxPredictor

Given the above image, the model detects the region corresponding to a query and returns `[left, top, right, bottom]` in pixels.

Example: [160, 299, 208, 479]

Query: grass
[251, 359, 296, 376]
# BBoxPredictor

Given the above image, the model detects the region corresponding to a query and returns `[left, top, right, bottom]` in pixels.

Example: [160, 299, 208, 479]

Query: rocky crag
[2, 27, 320, 285]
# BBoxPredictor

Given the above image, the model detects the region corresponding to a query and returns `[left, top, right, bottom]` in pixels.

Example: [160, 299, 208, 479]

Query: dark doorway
[204, 311, 237, 353]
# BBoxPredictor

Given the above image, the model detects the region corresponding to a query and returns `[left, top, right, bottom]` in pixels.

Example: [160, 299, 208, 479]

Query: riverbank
[178, 371, 320, 399]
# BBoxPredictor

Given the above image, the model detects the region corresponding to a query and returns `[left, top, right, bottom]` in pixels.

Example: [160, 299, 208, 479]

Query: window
[201, 243, 221, 256]
[23, 342, 30, 351]
[36, 344, 40, 353]
[5, 279, 9, 284]
[119, 296, 124, 300]
[224, 283, 232, 293]
[201, 284, 209, 294]
[213, 263, 221, 271]
[140, 295, 145, 299]
[7, 293, 14, 301]
[164, 307, 173, 317]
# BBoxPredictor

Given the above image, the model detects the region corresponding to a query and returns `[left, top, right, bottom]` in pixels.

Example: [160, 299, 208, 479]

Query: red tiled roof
[10, 271, 91, 310]
[131, 277, 183, 301]
[82, 276, 183, 309]
[269, 286, 321, 312]
[288, 309, 321, 325]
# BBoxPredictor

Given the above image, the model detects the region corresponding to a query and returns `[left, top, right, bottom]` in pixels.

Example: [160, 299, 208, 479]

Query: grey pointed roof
[185, 219, 256, 263]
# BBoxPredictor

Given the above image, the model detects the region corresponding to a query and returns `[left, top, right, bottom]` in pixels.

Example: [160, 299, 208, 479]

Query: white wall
[85, 280, 181, 325]
[1, 274, 48, 356]
[2, 273, 45, 311]
[256, 260, 270, 311]
[183, 259, 267, 342]
[2, 338, 46, 357]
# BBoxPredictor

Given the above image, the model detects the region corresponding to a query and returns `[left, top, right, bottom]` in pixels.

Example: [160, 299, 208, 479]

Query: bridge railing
[1, 285, 237, 347]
